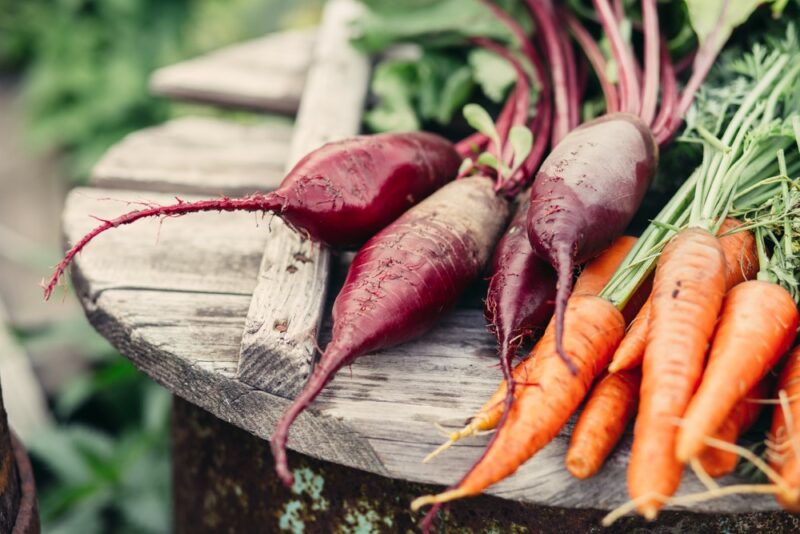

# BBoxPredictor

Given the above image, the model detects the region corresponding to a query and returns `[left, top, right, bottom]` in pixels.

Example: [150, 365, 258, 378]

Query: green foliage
[1, 0, 319, 181]
[365, 50, 477, 132]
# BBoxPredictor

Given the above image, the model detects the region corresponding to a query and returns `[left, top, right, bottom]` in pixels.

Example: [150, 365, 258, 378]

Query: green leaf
[508, 125, 533, 169]
[436, 66, 475, 124]
[476, 152, 500, 171]
[468, 48, 516, 103]
[685, 0, 762, 54]
[364, 60, 420, 132]
[463, 103, 500, 147]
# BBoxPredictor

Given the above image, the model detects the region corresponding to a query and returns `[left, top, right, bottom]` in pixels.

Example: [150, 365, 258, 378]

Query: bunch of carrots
[414, 26, 800, 525]
[43, 0, 800, 529]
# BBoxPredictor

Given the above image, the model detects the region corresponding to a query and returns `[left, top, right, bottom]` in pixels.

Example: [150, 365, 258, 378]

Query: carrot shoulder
[566, 368, 641, 479]
[627, 227, 727, 519]
[609, 218, 757, 373]
[677, 280, 798, 462]
[412, 295, 624, 507]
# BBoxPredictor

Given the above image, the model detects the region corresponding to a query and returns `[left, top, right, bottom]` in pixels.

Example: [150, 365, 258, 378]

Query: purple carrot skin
[44, 132, 460, 299]
[527, 113, 658, 369]
[271, 176, 509, 486]
[485, 190, 557, 432]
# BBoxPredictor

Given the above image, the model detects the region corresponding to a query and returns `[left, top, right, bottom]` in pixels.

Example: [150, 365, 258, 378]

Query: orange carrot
[609, 218, 757, 373]
[574, 236, 638, 296]
[677, 280, 798, 461]
[770, 346, 800, 512]
[628, 227, 727, 519]
[698, 379, 769, 478]
[566, 368, 641, 479]
[424, 237, 636, 461]
[412, 295, 625, 507]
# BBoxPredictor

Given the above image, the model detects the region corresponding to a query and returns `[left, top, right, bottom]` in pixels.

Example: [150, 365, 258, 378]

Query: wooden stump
[171, 397, 800, 533]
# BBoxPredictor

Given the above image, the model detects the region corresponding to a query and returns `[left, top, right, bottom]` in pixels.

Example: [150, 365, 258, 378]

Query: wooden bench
[60, 1, 800, 531]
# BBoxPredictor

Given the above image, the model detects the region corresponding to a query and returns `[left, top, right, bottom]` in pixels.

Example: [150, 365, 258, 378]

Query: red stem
[593, 0, 641, 115]
[564, 10, 619, 114]
[454, 132, 489, 158]
[557, 18, 580, 130]
[43, 194, 282, 300]
[524, 0, 570, 145]
[652, 39, 678, 145]
[640, 0, 660, 125]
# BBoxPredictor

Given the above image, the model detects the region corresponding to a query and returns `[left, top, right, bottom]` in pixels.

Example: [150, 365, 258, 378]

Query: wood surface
[59, 0, 786, 517]
[150, 29, 315, 113]
[236, 0, 370, 397]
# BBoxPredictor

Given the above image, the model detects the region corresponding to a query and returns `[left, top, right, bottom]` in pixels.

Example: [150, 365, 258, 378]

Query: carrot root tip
[641, 505, 659, 521]
[411, 488, 470, 511]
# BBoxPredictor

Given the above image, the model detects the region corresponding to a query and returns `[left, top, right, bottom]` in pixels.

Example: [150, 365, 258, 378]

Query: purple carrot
[527, 113, 657, 370]
[485, 190, 557, 409]
[44, 132, 460, 299]
[270, 176, 510, 485]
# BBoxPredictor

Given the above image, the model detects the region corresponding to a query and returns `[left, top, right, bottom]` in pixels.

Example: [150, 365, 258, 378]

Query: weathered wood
[60, 185, 781, 512]
[150, 29, 315, 113]
[172, 397, 800, 533]
[91, 117, 293, 196]
[236, 0, 370, 397]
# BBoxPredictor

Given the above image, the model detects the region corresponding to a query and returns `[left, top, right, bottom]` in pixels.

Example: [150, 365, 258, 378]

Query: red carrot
[44, 132, 460, 299]
[271, 176, 509, 486]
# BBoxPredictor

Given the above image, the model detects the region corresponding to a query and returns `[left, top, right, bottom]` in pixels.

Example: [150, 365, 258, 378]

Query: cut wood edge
[75, 286, 389, 477]
[150, 29, 315, 114]
[236, 0, 370, 397]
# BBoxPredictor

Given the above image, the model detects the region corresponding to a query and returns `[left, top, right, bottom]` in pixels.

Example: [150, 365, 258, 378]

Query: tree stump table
[60, 1, 800, 531]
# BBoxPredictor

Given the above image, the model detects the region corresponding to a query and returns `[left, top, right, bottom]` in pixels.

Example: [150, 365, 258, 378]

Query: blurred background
[0, 1, 321, 532]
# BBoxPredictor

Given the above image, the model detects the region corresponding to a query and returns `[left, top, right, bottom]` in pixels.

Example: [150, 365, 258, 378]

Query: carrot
[627, 227, 727, 519]
[609, 218, 758, 373]
[770, 346, 800, 511]
[424, 237, 635, 462]
[566, 368, 641, 479]
[698, 379, 769, 478]
[677, 280, 798, 462]
[411, 294, 625, 508]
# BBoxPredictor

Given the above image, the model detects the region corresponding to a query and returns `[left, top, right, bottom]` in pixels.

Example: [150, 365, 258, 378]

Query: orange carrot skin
[609, 218, 757, 373]
[574, 236, 638, 296]
[457, 295, 625, 496]
[771, 346, 800, 512]
[628, 227, 727, 517]
[698, 379, 769, 478]
[677, 280, 798, 461]
[469, 237, 637, 434]
[566, 368, 641, 479]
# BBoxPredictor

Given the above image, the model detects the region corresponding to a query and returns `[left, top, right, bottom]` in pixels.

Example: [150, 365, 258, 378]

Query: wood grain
[236, 0, 370, 397]
[92, 117, 293, 196]
[150, 29, 315, 113]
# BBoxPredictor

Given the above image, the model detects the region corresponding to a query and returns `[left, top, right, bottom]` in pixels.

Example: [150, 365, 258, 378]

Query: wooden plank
[236, 0, 370, 398]
[150, 30, 314, 114]
[91, 117, 293, 195]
